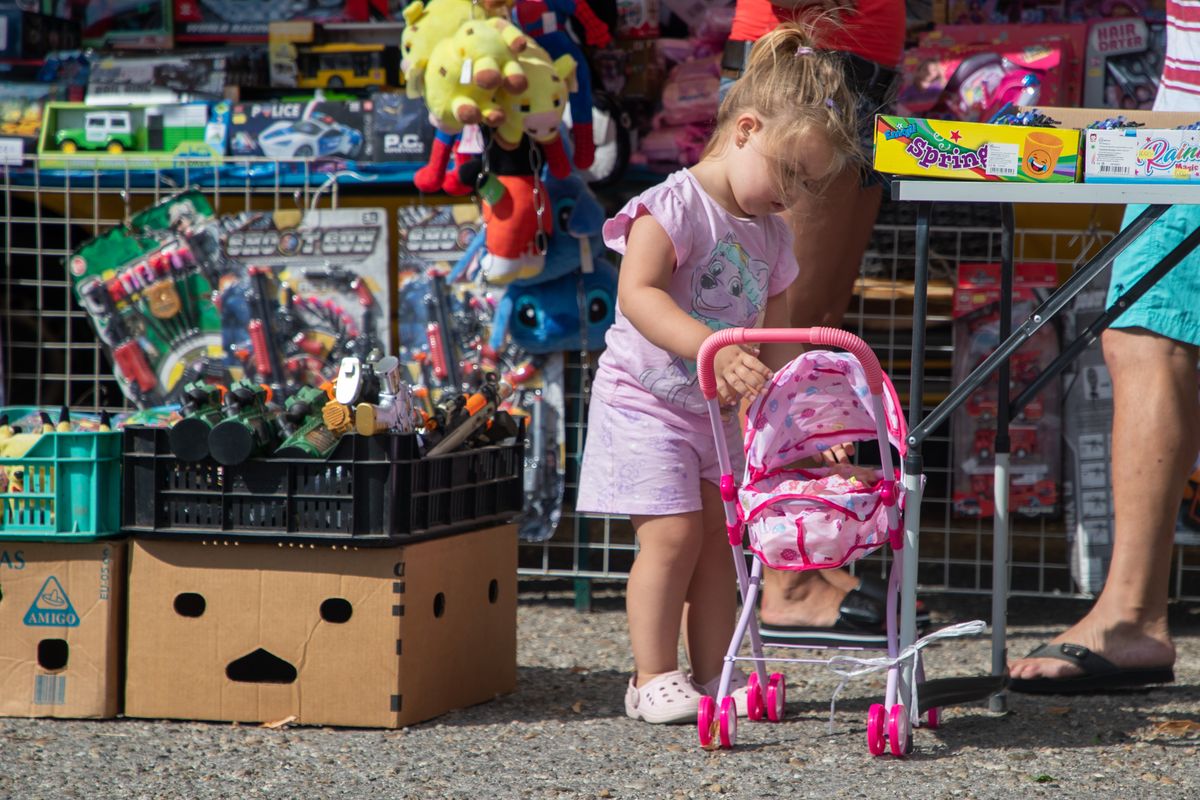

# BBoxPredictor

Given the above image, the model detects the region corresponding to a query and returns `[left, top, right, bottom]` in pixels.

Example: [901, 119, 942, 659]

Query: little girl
[575, 23, 863, 724]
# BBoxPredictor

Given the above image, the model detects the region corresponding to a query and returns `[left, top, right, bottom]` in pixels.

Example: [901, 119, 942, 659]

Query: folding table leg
[991, 203, 1016, 713]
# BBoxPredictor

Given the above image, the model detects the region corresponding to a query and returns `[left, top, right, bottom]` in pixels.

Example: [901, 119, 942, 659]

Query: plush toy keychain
[511, 0, 612, 170]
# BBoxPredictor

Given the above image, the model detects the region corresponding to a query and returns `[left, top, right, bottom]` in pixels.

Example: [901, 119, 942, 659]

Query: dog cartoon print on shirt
[639, 234, 770, 412]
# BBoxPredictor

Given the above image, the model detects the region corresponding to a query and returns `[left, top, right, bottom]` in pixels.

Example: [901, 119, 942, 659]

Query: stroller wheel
[925, 707, 940, 730]
[888, 704, 911, 757]
[719, 696, 738, 749]
[766, 673, 786, 722]
[746, 672, 765, 722]
[867, 703, 886, 756]
[697, 696, 717, 748]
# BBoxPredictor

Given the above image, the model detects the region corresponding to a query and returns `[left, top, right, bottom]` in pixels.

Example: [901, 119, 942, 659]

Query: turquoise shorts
[1108, 204, 1200, 347]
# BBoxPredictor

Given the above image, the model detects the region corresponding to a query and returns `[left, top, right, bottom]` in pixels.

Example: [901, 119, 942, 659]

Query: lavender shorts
[575, 399, 746, 517]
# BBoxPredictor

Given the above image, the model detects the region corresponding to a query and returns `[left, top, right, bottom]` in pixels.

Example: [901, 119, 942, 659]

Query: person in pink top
[575, 23, 864, 724]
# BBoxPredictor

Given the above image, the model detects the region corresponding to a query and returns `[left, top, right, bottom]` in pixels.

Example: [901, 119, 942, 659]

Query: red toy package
[921, 23, 1088, 105]
[896, 42, 1067, 122]
[951, 263, 1063, 519]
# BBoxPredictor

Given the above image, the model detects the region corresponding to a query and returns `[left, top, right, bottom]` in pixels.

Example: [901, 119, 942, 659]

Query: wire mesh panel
[517, 198, 1200, 602]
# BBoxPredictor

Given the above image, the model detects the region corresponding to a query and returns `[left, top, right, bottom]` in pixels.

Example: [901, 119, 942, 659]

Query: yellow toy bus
[296, 43, 399, 90]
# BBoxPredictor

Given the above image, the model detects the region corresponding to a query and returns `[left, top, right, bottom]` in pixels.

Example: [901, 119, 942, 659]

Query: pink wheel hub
[766, 673, 786, 722]
[746, 672, 765, 722]
[867, 703, 886, 756]
[719, 696, 737, 749]
[697, 696, 716, 748]
[888, 703, 910, 757]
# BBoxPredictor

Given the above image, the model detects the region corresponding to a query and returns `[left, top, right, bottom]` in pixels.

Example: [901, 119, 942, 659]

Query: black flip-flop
[1008, 642, 1175, 695]
[759, 587, 888, 647]
[852, 575, 932, 627]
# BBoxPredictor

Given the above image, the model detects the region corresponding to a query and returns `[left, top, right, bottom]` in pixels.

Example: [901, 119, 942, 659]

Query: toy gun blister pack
[70, 192, 231, 407]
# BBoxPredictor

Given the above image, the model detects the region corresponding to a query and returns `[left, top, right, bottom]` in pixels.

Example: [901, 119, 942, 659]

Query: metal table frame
[893, 180, 1200, 714]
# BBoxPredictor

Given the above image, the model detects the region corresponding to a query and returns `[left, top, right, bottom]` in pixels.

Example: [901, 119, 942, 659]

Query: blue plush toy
[495, 259, 617, 353]
[485, 161, 612, 353]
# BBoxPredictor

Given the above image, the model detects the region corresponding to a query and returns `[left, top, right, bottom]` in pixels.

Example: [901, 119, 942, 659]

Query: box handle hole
[433, 592, 445, 618]
[38, 639, 69, 671]
[488, 579, 498, 604]
[320, 598, 353, 623]
[174, 592, 206, 617]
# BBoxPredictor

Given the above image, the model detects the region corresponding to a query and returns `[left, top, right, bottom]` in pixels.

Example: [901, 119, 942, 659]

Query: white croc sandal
[624, 670, 703, 724]
[701, 669, 750, 717]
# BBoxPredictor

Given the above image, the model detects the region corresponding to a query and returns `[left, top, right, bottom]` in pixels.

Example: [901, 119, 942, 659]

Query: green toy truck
[55, 110, 136, 154]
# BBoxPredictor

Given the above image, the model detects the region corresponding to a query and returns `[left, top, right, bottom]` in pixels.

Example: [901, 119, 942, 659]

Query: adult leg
[682, 480, 739, 686]
[628, 509, 704, 686]
[761, 169, 884, 628]
[1010, 328, 1199, 680]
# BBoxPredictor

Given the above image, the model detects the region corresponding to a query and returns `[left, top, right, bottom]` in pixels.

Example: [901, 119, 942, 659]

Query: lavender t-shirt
[592, 169, 799, 431]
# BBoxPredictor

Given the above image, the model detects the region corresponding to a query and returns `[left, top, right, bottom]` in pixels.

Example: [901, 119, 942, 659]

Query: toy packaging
[227, 98, 365, 161]
[86, 53, 238, 102]
[1084, 17, 1165, 110]
[368, 92, 436, 164]
[895, 43, 1067, 123]
[0, 82, 71, 155]
[951, 263, 1062, 519]
[874, 115, 1081, 182]
[59, 0, 173, 50]
[37, 101, 225, 169]
[173, 0, 395, 43]
[67, 192, 229, 407]
[218, 206, 391, 382]
[0, 7, 80, 59]
[920, 23, 1088, 106]
[1017, 107, 1200, 182]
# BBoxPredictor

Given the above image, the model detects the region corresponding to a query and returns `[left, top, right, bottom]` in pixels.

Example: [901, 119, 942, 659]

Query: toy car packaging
[874, 115, 1081, 182]
[227, 98, 366, 161]
[368, 92, 436, 164]
[173, 0, 395, 43]
[67, 192, 231, 408]
[37, 101, 225, 169]
[951, 263, 1063, 519]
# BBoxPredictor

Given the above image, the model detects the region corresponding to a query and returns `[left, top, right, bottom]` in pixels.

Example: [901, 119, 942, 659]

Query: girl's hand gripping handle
[697, 326, 884, 401]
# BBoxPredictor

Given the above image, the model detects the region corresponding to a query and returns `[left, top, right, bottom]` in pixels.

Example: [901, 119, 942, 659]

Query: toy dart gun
[78, 276, 160, 400]
[208, 380, 279, 466]
[302, 264, 383, 362]
[169, 381, 227, 462]
[424, 271, 461, 390]
[354, 356, 417, 436]
[276, 384, 343, 458]
[424, 376, 517, 457]
[246, 266, 288, 390]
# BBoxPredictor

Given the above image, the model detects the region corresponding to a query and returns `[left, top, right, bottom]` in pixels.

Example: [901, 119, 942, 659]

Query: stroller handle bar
[697, 327, 885, 400]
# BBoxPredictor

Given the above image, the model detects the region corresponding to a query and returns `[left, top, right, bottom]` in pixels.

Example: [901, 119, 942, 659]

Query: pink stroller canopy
[743, 350, 906, 482]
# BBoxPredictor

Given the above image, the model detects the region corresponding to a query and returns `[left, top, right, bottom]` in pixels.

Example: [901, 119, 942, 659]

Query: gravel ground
[3, 586, 1200, 800]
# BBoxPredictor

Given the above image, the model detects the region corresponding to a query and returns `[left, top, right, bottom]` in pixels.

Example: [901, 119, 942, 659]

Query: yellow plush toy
[495, 43, 577, 179]
[422, 17, 531, 130]
[401, 0, 511, 99]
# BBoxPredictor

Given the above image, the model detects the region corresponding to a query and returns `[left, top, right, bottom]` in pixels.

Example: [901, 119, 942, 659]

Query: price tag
[579, 236, 594, 273]
[459, 58, 473, 85]
[542, 12, 557, 32]
[478, 173, 506, 205]
[0, 138, 23, 166]
[459, 125, 484, 155]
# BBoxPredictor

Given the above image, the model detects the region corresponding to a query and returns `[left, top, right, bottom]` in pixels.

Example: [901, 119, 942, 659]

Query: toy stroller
[696, 327, 932, 756]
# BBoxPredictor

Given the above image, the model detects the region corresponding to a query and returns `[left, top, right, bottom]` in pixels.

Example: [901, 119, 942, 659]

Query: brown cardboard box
[124, 526, 517, 728]
[1025, 107, 1200, 130]
[0, 540, 125, 718]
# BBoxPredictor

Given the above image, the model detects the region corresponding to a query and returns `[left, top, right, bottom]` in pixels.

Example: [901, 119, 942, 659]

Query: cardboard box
[0, 540, 125, 719]
[1019, 107, 1200, 183]
[124, 526, 517, 728]
[874, 115, 1081, 182]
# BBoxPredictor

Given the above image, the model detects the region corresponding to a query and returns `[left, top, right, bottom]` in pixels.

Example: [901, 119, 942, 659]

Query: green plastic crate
[0, 407, 122, 541]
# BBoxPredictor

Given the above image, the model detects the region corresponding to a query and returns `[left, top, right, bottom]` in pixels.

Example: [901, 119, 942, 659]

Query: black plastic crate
[122, 424, 525, 545]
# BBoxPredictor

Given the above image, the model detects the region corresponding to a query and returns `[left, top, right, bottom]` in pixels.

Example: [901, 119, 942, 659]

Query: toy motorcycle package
[951, 262, 1063, 519]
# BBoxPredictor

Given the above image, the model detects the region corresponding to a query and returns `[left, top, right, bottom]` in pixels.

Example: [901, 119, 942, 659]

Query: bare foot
[821, 569, 860, 594]
[760, 571, 846, 628]
[1008, 612, 1175, 680]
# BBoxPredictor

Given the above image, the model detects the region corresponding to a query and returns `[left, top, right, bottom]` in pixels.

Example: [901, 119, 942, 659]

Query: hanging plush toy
[512, 0, 612, 170]
[493, 44, 577, 180]
[486, 160, 609, 353]
[493, 260, 617, 353]
[422, 18, 530, 130]
[402, 0, 517, 194]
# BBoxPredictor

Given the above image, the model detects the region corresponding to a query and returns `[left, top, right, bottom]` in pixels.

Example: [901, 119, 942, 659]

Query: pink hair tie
[795, 46, 814, 57]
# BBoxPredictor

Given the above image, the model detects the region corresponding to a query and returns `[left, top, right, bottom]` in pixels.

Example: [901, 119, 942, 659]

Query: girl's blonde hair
[705, 22, 861, 197]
